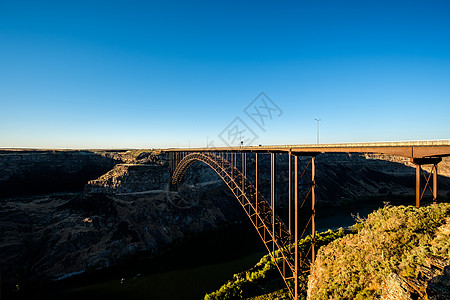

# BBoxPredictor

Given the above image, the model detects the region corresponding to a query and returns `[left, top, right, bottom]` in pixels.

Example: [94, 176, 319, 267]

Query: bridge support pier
[412, 157, 441, 208]
[290, 152, 317, 300]
[294, 154, 298, 299]
[311, 156, 316, 264]
[271, 153, 275, 255]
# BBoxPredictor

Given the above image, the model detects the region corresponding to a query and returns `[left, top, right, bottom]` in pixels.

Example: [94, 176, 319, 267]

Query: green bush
[308, 203, 450, 299]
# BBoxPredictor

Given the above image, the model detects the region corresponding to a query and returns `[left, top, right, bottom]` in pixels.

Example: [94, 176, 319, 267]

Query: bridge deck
[164, 140, 450, 159]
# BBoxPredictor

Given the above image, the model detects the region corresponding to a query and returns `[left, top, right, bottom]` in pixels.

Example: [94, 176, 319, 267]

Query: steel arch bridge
[165, 141, 450, 300]
[169, 151, 316, 300]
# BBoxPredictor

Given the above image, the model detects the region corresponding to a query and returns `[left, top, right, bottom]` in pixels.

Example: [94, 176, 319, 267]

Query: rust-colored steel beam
[311, 156, 316, 264]
[241, 152, 245, 202]
[271, 153, 275, 255]
[289, 152, 292, 236]
[412, 157, 442, 207]
[244, 152, 247, 178]
[256, 153, 258, 227]
[164, 141, 450, 159]
[433, 164, 438, 203]
[416, 164, 421, 208]
[294, 155, 299, 299]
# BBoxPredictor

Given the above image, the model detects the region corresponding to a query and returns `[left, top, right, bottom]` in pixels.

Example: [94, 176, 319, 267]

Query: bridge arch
[170, 152, 305, 299]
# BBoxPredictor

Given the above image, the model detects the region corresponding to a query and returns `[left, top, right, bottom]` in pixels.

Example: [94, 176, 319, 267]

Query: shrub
[308, 203, 450, 299]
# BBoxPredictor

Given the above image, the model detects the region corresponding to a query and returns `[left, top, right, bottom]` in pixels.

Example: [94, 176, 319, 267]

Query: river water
[33, 197, 397, 300]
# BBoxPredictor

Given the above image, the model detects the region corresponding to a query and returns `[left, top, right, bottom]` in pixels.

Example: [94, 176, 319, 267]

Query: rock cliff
[0, 150, 117, 198]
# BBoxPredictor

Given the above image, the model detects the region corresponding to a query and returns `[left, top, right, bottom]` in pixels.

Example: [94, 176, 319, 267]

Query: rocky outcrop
[85, 164, 170, 194]
[427, 265, 450, 300]
[381, 255, 450, 300]
[98, 150, 161, 164]
[381, 273, 413, 300]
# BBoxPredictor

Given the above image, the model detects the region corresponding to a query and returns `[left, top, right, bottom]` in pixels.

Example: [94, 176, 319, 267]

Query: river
[32, 197, 399, 300]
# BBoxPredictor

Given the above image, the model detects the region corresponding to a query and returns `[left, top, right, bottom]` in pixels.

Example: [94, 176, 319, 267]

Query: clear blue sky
[1, 1, 449, 148]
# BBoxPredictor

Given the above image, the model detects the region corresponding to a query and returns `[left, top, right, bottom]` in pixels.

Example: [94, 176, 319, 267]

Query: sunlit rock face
[85, 164, 171, 194]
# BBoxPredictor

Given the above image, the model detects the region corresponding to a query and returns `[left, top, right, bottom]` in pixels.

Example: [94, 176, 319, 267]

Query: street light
[239, 130, 246, 147]
[315, 119, 321, 144]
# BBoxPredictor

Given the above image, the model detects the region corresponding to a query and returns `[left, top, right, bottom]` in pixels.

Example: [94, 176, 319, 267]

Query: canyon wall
[0, 150, 118, 198]
[1, 149, 450, 296]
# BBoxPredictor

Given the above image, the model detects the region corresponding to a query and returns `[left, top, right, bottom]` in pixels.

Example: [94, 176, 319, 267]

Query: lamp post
[239, 130, 246, 147]
[315, 119, 321, 144]
[240, 132, 242, 148]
